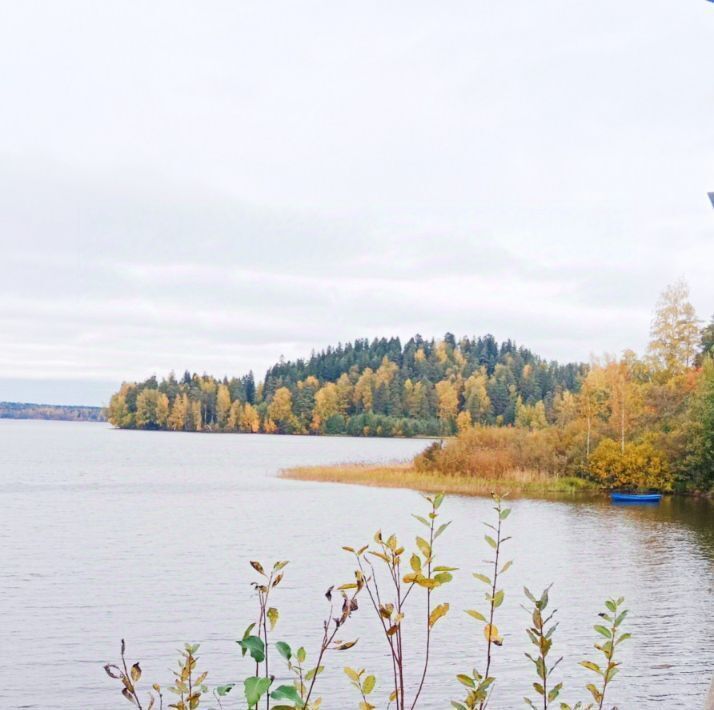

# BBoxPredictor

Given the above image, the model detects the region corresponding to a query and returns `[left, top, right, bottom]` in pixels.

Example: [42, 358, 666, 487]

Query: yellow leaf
[428, 603, 450, 628]
[483, 624, 502, 644]
[416, 536, 431, 559]
[465, 609, 486, 622]
[410, 554, 422, 572]
[362, 674, 376, 694]
[344, 667, 360, 682]
[335, 639, 358, 650]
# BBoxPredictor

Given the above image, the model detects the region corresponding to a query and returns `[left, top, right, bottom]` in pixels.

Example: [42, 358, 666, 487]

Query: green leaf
[244, 676, 272, 708]
[238, 635, 266, 663]
[492, 590, 505, 608]
[270, 684, 303, 705]
[484, 535, 497, 549]
[434, 521, 452, 539]
[579, 661, 602, 675]
[305, 665, 324, 681]
[548, 683, 563, 702]
[456, 674, 476, 688]
[216, 684, 235, 697]
[499, 508, 511, 520]
[473, 573, 491, 585]
[296, 647, 306, 663]
[276, 641, 292, 661]
[594, 625, 612, 639]
[500, 560, 513, 574]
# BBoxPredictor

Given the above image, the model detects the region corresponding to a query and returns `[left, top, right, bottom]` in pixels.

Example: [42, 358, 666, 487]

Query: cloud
[0, 0, 713, 405]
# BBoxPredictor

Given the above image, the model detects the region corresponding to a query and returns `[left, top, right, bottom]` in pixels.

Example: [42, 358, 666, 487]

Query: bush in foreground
[106, 495, 629, 709]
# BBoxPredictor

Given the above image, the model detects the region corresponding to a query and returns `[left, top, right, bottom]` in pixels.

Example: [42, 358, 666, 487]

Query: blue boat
[611, 492, 662, 503]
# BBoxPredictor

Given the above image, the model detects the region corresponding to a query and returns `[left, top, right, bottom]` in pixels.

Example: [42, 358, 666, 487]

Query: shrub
[589, 438, 672, 490]
[414, 426, 579, 479]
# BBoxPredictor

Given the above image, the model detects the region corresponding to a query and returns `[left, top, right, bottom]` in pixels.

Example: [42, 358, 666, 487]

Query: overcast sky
[1, 1, 713, 406]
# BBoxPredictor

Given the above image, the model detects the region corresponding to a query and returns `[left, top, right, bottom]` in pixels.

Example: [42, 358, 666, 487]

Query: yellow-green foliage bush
[588, 438, 672, 490]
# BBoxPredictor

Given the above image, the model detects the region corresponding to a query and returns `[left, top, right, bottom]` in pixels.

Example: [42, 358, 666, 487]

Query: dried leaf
[130, 663, 142, 683]
[250, 561, 266, 576]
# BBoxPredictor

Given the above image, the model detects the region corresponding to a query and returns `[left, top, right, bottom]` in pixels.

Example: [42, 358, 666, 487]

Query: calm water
[1, 420, 712, 709]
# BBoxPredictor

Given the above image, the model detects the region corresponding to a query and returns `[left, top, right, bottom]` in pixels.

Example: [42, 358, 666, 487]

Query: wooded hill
[107, 334, 587, 437]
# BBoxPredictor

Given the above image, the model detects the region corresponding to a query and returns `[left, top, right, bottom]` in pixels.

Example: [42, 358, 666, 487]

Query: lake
[1, 420, 712, 708]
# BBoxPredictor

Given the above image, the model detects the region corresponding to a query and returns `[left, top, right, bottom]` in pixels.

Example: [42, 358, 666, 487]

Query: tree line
[0, 401, 105, 422]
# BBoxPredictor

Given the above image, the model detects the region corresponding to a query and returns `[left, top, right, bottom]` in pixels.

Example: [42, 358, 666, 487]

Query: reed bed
[281, 463, 595, 497]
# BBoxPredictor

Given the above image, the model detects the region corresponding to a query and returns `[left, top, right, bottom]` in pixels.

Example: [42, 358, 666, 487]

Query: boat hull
[611, 492, 662, 503]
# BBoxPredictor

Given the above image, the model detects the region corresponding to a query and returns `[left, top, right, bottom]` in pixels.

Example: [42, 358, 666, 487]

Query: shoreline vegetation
[107, 280, 714, 495]
[282, 462, 597, 497]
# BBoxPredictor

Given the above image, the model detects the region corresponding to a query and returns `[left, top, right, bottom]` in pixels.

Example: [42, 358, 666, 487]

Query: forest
[107, 280, 714, 491]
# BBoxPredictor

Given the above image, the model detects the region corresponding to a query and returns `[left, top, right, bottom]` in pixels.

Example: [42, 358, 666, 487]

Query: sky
[1, 1, 713, 407]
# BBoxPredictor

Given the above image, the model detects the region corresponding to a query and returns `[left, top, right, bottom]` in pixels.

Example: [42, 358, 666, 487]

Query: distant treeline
[0, 401, 105, 422]
[107, 334, 587, 437]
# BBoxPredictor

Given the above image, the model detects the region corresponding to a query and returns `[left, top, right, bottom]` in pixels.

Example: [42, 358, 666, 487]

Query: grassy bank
[282, 462, 598, 497]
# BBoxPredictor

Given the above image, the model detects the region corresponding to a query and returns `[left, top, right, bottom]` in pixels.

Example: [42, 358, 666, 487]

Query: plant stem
[359, 556, 400, 707]
[410, 509, 435, 709]
[597, 614, 619, 710]
[120, 640, 144, 710]
[480, 501, 502, 710]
